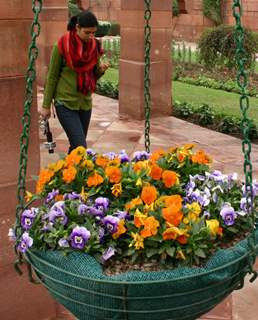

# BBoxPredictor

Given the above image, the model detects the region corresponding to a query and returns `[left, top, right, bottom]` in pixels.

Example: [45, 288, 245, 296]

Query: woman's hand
[99, 62, 110, 73]
[39, 106, 51, 120]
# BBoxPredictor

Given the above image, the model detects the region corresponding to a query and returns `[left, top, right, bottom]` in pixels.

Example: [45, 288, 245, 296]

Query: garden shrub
[195, 104, 215, 125]
[172, 0, 179, 17]
[202, 0, 222, 25]
[108, 22, 120, 36]
[96, 21, 111, 37]
[198, 25, 258, 70]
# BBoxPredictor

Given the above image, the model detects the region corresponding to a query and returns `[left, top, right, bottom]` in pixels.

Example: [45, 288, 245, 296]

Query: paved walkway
[39, 92, 258, 320]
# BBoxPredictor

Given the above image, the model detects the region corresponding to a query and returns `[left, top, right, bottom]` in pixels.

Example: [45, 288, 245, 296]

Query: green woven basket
[26, 229, 258, 320]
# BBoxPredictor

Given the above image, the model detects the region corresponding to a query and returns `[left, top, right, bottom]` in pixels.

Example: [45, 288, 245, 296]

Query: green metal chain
[232, 0, 257, 281]
[14, 0, 43, 275]
[144, 0, 152, 153]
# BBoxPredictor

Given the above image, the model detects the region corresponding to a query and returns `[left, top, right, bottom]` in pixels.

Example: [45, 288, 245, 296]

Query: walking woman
[39, 10, 109, 153]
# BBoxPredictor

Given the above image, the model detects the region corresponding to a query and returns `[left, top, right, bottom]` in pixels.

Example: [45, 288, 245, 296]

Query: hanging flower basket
[26, 233, 258, 320]
[12, 145, 258, 320]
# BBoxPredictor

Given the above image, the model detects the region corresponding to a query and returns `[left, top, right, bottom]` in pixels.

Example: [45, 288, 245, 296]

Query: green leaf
[166, 247, 176, 257]
[194, 248, 206, 258]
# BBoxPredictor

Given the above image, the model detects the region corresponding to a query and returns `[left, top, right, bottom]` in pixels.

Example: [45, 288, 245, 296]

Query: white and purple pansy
[69, 226, 91, 250]
[21, 208, 38, 230]
[220, 203, 237, 226]
[17, 232, 33, 253]
[102, 246, 115, 262]
[94, 197, 110, 213]
[102, 215, 120, 234]
[132, 150, 150, 161]
[45, 189, 59, 204]
[48, 202, 68, 225]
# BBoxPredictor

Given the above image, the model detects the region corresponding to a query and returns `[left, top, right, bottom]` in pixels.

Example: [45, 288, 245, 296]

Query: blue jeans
[55, 102, 92, 154]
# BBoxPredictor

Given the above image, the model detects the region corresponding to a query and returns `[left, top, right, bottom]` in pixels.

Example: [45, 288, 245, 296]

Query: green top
[43, 44, 103, 111]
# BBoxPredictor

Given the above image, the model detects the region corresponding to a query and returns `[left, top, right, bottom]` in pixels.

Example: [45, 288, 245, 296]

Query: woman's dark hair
[67, 10, 98, 31]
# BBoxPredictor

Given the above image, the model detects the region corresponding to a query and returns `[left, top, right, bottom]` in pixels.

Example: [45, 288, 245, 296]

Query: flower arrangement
[11, 145, 258, 270]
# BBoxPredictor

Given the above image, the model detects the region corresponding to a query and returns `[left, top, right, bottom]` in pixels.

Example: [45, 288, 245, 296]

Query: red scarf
[58, 30, 103, 95]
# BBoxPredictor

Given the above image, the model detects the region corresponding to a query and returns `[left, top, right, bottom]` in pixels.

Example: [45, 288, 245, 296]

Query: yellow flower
[129, 232, 144, 250]
[71, 146, 86, 156]
[48, 159, 65, 172]
[206, 219, 220, 236]
[112, 220, 127, 239]
[111, 183, 122, 197]
[176, 249, 186, 260]
[136, 177, 142, 186]
[81, 159, 94, 170]
[25, 191, 33, 202]
[186, 202, 201, 215]
[80, 187, 88, 202]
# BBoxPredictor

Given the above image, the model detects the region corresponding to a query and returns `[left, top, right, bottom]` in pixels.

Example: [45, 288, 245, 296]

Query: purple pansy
[118, 150, 130, 163]
[98, 227, 105, 243]
[17, 232, 33, 253]
[220, 203, 237, 226]
[48, 201, 67, 225]
[102, 247, 115, 262]
[78, 204, 90, 215]
[102, 215, 120, 234]
[133, 151, 150, 161]
[94, 197, 110, 213]
[21, 208, 38, 230]
[69, 226, 91, 250]
[86, 148, 96, 157]
[103, 151, 116, 160]
[64, 192, 81, 200]
[58, 238, 70, 248]
[46, 189, 59, 204]
[113, 210, 129, 220]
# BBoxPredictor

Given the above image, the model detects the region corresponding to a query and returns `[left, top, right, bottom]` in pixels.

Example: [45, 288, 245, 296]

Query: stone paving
[39, 92, 258, 320]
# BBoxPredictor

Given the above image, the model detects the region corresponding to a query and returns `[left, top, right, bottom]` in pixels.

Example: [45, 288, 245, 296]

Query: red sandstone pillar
[119, 0, 172, 120]
[37, 0, 68, 87]
[0, 2, 56, 320]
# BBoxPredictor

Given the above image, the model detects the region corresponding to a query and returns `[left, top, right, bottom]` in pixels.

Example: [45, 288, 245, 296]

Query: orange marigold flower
[55, 194, 64, 202]
[162, 226, 184, 240]
[87, 172, 104, 187]
[191, 150, 212, 165]
[141, 185, 158, 205]
[140, 216, 160, 238]
[134, 209, 148, 228]
[125, 197, 143, 211]
[149, 149, 165, 162]
[62, 166, 77, 183]
[36, 169, 54, 193]
[112, 219, 127, 239]
[150, 164, 163, 180]
[177, 235, 188, 244]
[133, 160, 149, 173]
[95, 156, 109, 168]
[162, 170, 179, 188]
[177, 151, 187, 162]
[162, 207, 183, 226]
[164, 195, 183, 210]
[105, 166, 122, 184]
[65, 153, 82, 167]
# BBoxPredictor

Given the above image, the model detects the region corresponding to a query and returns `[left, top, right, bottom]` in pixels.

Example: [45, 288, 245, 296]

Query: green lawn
[102, 68, 258, 122]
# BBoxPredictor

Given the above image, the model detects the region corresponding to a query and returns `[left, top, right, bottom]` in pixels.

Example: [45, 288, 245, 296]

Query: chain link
[232, 0, 257, 281]
[14, 0, 43, 271]
[144, 0, 152, 153]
